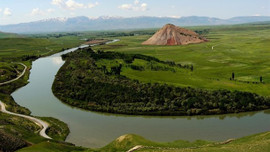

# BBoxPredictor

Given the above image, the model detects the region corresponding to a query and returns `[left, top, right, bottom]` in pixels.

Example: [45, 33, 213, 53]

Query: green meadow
[0, 32, 21, 39]
[0, 34, 83, 88]
[0, 37, 82, 60]
[18, 132, 270, 152]
[94, 23, 270, 96]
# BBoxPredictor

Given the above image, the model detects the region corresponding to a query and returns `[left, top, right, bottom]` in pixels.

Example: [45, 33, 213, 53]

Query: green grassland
[0, 35, 83, 88]
[0, 37, 83, 61]
[93, 23, 270, 96]
[18, 132, 270, 152]
[0, 31, 21, 39]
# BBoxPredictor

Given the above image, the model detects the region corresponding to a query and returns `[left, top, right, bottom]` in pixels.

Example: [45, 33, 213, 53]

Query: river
[12, 41, 270, 148]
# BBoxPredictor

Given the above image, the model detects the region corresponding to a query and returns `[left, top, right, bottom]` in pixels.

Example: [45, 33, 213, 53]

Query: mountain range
[1, 16, 270, 34]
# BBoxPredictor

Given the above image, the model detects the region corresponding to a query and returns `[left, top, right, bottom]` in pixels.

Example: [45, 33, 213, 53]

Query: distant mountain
[1, 16, 270, 34]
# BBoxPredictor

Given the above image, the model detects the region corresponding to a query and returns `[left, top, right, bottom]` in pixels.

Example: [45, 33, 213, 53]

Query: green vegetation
[52, 48, 270, 115]
[0, 35, 83, 114]
[95, 134, 212, 152]
[0, 36, 83, 96]
[2, 23, 270, 151]
[94, 23, 270, 96]
[17, 141, 86, 152]
[0, 34, 84, 151]
[0, 31, 21, 39]
[0, 62, 25, 82]
[39, 117, 70, 141]
[134, 132, 270, 152]
[18, 132, 270, 152]
[0, 37, 82, 61]
[97, 132, 270, 152]
[0, 104, 70, 151]
[30, 29, 156, 40]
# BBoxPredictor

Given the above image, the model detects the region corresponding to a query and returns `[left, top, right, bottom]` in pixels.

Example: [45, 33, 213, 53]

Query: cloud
[47, 8, 55, 13]
[134, 0, 139, 5]
[65, 0, 85, 10]
[119, 4, 132, 10]
[88, 2, 99, 8]
[253, 14, 261, 16]
[0, 9, 2, 13]
[3, 8, 12, 16]
[31, 8, 44, 16]
[119, 0, 148, 11]
[51, 0, 98, 10]
[140, 3, 147, 11]
[51, 0, 64, 5]
[30, 8, 55, 16]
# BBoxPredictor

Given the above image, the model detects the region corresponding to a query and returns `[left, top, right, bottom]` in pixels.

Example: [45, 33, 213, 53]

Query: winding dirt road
[0, 63, 27, 86]
[0, 100, 52, 139]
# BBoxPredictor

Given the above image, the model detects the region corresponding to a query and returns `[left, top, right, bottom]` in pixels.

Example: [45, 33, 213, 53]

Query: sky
[0, 0, 269, 25]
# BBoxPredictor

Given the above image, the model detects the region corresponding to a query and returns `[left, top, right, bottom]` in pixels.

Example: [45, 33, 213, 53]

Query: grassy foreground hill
[18, 132, 270, 152]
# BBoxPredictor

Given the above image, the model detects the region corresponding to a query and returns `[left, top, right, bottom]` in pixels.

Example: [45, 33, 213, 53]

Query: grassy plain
[0, 35, 83, 87]
[94, 23, 270, 96]
[0, 32, 21, 39]
[0, 37, 82, 61]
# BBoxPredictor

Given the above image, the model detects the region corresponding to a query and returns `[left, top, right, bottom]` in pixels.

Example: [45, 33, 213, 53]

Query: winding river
[12, 41, 270, 148]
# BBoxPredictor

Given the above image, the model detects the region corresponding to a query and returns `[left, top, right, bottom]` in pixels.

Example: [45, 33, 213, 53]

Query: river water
[12, 42, 270, 148]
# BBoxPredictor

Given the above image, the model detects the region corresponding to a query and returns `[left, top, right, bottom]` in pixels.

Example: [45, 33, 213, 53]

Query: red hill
[142, 24, 207, 45]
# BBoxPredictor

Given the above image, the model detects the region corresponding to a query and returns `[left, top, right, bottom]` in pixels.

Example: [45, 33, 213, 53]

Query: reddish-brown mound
[142, 24, 207, 45]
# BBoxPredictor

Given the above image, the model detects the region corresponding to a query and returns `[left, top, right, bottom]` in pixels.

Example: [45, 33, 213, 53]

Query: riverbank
[0, 40, 83, 151]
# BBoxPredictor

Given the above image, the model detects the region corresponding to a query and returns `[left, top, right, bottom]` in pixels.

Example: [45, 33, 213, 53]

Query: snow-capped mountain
[40, 17, 68, 23]
[1, 16, 270, 34]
